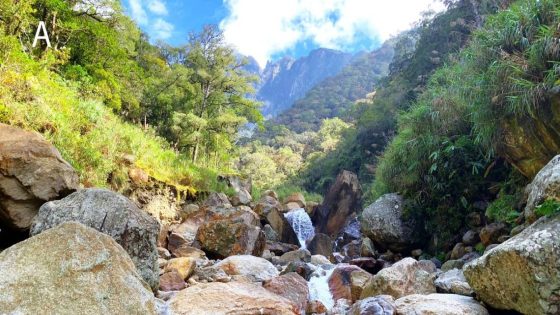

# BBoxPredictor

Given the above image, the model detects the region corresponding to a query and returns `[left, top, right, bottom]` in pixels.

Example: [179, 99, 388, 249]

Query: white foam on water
[284, 208, 315, 249]
[308, 266, 335, 310]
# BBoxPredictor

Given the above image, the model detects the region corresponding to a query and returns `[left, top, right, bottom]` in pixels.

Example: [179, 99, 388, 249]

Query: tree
[181, 25, 262, 164]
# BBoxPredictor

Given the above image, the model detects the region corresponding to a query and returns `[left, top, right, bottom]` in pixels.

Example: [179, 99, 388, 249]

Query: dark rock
[314, 170, 362, 236]
[361, 194, 418, 253]
[479, 223, 508, 246]
[265, 241, 299, 256]
[462, 230, 480, 246]
[350, 257, 383, 274]
[30, 188, 160, 291]
[195, 220, 265, 259]
[265, 207, 299, 245]
[307, 233, 333, 257]
[361, 237, 376, 257]
[281, 261, 314, 281]
[450, 243, 467, 260]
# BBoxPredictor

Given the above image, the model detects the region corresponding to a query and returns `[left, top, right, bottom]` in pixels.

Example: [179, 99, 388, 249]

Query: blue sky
[121, 0, 445, 67]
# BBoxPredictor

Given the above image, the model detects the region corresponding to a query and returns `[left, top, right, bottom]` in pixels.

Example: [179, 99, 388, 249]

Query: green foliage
[486, 194, 520, 224]
[474, 243, 486, 255]
[535, 199, 560, 217]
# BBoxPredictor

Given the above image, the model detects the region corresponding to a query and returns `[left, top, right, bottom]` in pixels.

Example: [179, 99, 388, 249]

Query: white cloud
[128, 0, 148, 25]
[148, 0, 168, 15]
[220, 0, 446, 66]
[153, 18, 174, 39]
[127, 0, 173, 40]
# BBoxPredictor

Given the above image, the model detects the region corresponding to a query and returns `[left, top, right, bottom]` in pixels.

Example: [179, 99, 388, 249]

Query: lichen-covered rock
[168, 281, 298, 314]
[434, 269, 473, 296]
[349, 296, 396, 315]
[30, 188, 160, 290]
[464, 214, 560, 314]
[215, 255, 279, 282]
[360, 194, 417, 253]
[0, 222, 157, 314]
[524, 155, 560, 222]
[360, 257, 436, 299]
[263, 272, 309, 312]
[0, 124, 79, 232]
[395, 294, 488, 315]
[195, 220, 265, 258]
[164, 257, 196, 280]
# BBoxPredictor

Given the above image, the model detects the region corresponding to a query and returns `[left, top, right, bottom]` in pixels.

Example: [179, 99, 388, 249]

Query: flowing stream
[284, 208, 315, 249]
[284, 208, 335, 310]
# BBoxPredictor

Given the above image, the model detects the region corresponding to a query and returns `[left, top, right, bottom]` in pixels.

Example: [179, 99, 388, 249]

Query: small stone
[411, 249, 423, 257]
[164, 257, 196, 280]
[159, 271, 186, 291]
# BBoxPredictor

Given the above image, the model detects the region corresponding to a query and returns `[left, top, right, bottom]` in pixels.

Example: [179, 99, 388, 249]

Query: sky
[122, 0, 445, 67]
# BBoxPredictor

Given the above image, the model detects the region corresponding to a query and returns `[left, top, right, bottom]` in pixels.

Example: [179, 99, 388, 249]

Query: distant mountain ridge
[251, 48, 355, 117]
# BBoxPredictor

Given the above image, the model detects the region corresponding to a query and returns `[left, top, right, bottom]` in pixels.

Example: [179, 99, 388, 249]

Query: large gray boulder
[360, 194, 417, 252]
[30, 188, 160, 291]
[464, 214, 560, 314]
[0, 124, 79, 233]
[395, 294, 488, 315]
[0, 222, 158, 314]
[360, 257, 437, 299]
[524, 155, 560, 222]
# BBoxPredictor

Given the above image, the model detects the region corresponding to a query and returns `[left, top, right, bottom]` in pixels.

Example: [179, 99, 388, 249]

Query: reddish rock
[263, 272, 309, 311]
[328, 264, 372, 302]
[159, 270, 186, 291]
[285, 192, 306, 208]
[479, 223, 508, 246]
[307, 300, 328, 314]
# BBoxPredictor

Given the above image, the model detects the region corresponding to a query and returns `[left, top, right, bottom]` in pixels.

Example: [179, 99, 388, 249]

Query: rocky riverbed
[1, 124, 559, 315]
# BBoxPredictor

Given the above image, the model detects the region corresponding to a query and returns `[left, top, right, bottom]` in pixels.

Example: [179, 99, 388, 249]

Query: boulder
[215, 255, 279, 282]
[0, 222, 157, 314]
[307, 300, 328, 314]
[266, 207, 299, 245]
[462, 230, 480, 246]
[202, 192, 232, 208]
[195, 220, 265, 259]
[479, 223, 508, 246]
[0, 124, 79, 233]
[263, 224, 280, 241]
[167, 214, 205, 254]
[168, 281, 298, 314]
[266, 241, 299, 256]
[361, 257, 436, 299]
[361, 237, 376, 257]
[178, 203, 199, 221]
[441, 259, 465, 272]
[349, 296, 397, 315]
[164, 257, 196, 280]
[314, 170, 362, 236]
[450, 243, 467, 260]
[434, 269, 473, 296]
[254, 195, 281, 218]
[279, 249, 311, 264]
[328, 264, 372, 302]
[464, 214, 560, 314]
[281, 261, 315, 281]
[219, 175, 252, 206]
[310, 254, 332, 266]
[159, 270, 186, 291]
[307, 233, 333, 257]
[524, 155, 560, 222]
[360, 194, 417, 253]
[30, 188, 160, 291]
[395, 294, 488, 315]
[284, 192, 306, 208]
[262, 190, 278, 200]
[263, 272, 309, 312]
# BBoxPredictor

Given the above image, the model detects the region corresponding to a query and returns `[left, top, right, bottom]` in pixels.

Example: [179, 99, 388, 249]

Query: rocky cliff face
[256, 48, 354, 117]
[499, 89, 560, 179]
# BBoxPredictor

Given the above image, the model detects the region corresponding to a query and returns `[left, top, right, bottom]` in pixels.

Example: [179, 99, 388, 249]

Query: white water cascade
[308, 266, 335, 310]
[284, 208, 315, 249]
[284, 208, 335, 310]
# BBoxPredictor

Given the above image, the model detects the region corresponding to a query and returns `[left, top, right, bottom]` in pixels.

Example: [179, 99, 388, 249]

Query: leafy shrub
[535, 199, 560, 217]
[485, 194, 520, 224]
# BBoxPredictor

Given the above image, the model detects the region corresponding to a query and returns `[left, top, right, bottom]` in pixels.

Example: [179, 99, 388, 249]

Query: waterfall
[308, 266, 335, 310]
[284, 208, 315, 249]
